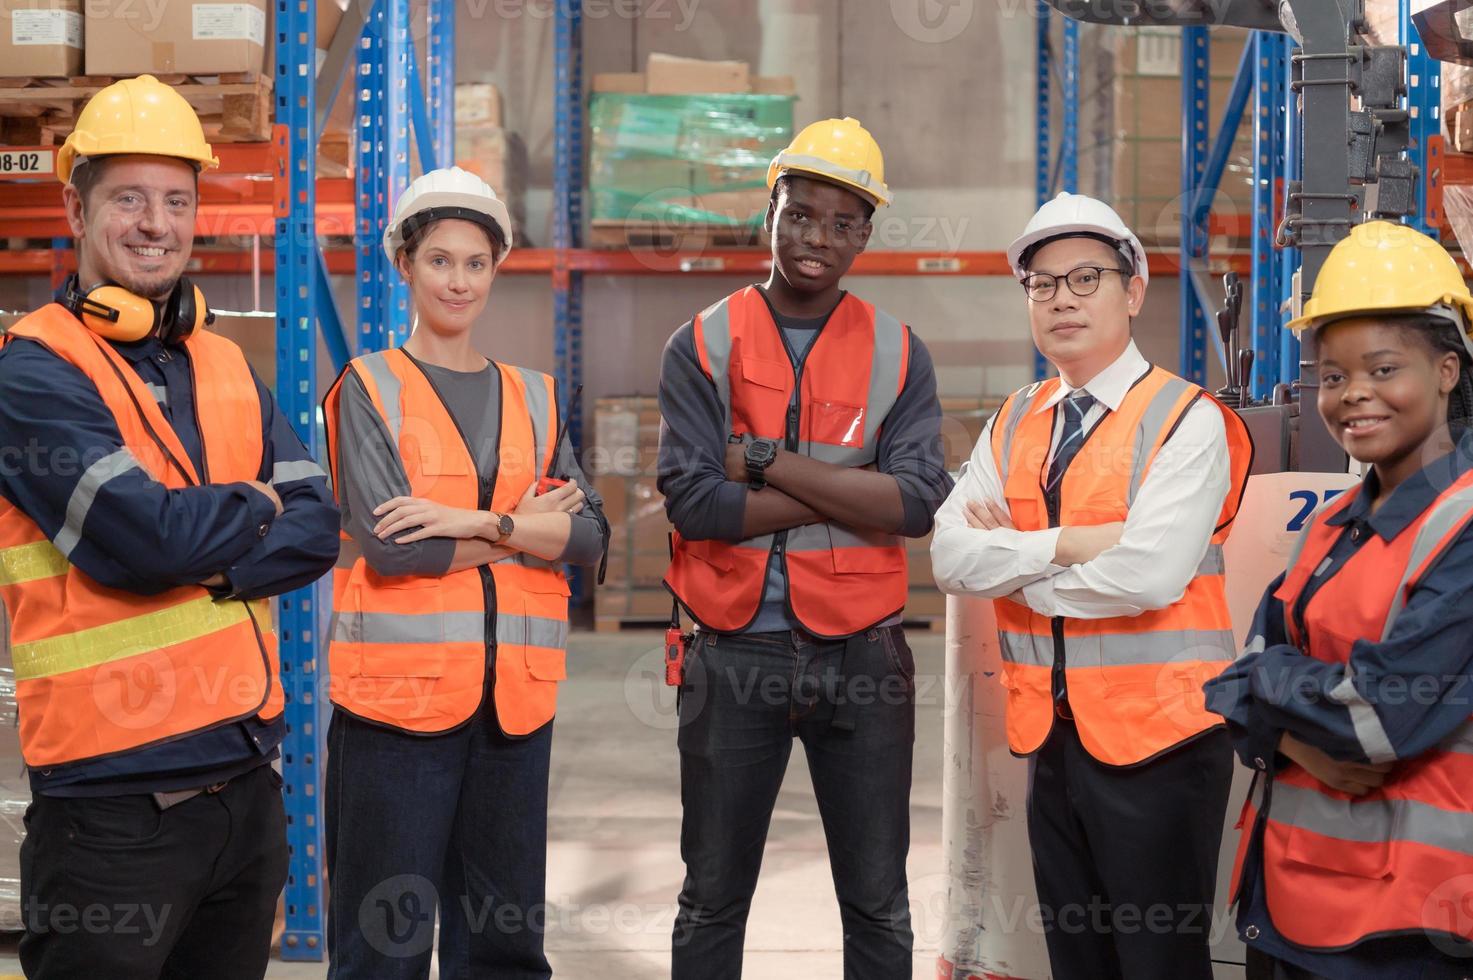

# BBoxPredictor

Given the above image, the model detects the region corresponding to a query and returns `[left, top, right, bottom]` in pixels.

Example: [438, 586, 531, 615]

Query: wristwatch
[744, 438, 780, 490]
[492, 512, 515, 542]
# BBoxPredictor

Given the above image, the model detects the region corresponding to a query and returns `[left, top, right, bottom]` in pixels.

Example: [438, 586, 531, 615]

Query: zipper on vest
[1046, 467, 1068, 714]
[406, 355, 500, 720]
[183, 346, 211, 484]
[776, 322, 813, 622]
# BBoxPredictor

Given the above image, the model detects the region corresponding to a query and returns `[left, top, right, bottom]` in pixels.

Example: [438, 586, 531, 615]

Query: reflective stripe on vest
[664, 286, 911, 637]
[0, 304, 280, 767]
[322, 350, 569, 736]
[1241, 467, 1473, 950]
[987, 365, 1253, 765]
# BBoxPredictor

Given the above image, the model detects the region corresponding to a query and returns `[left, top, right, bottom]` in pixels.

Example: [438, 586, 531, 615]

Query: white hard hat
[1006, 192, 1149, 288]
[384, 166, 513, 264]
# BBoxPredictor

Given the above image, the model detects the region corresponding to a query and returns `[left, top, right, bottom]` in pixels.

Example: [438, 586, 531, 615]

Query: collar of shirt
[1033, 340, 1148, 415]
[1326, 425, 1473, 541]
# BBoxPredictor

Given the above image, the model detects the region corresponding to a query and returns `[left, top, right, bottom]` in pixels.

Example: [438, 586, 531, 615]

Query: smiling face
[65, 155, 198, 302]
[396, 218, 497, 337]
[1316, 316, 1462, 490]
[1024, 236, 1145, 386]
[764, 174, 873, 299]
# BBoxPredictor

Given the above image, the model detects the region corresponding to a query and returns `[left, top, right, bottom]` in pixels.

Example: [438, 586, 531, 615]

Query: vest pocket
[1282, 805, 1393, 880]
[351, 583, 450, 678]
[806, 399, 867, 449]
[525, 647, 568, 681]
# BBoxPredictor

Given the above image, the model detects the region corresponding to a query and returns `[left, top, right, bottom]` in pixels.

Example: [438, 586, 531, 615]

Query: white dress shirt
[930, 341, 1231, 619]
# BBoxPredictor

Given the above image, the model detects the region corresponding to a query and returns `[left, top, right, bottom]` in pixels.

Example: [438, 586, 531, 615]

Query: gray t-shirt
[335, 358, 606, 578]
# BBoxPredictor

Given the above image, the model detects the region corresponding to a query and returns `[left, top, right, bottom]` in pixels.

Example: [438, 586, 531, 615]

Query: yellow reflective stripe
[13, 595, 253, 681]
[0, 540, 69, 587]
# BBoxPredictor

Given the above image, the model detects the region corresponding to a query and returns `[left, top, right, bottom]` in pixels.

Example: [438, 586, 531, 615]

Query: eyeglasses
[1021, 266, 1130, 303]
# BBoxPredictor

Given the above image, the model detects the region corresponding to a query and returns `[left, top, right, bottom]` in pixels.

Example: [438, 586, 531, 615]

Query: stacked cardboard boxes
[1077, 26, 1255, 247]
[589, 54, 796, 242]
[0, 0, 82, 78]
[454, 82, 530, 243]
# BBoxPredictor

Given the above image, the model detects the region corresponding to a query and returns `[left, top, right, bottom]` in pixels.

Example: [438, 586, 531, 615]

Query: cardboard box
[455, 125, 529, 239]
[455, 82, 503, 127]
[645, 53, 749, 95]
[316, 0, 345, 71]
[750, 75, 796, 95]
[0, 0, 81, 78]
[592, 71, 645, 94]
[86, 0, 267, 76]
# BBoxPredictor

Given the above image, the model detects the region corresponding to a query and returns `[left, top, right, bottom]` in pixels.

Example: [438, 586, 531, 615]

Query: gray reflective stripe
[53, 449, 141, 558]
[774, 152, 886, 197]
[514, 367, 552, 474]
[736, 532, 775, 552]
[999, 630, 1054, 668]
[144, 382, 168, 406]
[496, 614, 568, 650]
[336, 537, 361, 570]
[1127, 375, 1195, 505]
[696, 296, 734, 428]
[1269, 781, 1473, 857]
[1328, 672, 1398, 763]
[863, 308, 906, 447]
[357, 351, 405, 445]
[1437, 721, 1473, 757]
[332, 610, 484, 645]
[1198, 544, 1225, 577]
[271, 459, 326, 486]
[827, 524, 903, 552]
[997, 383, 1045, 485]
[1383, 483, 1473, 636]
[999, 628, 1235, 668]
[802, 442, 875, 466]
[787, 524, 829, 553]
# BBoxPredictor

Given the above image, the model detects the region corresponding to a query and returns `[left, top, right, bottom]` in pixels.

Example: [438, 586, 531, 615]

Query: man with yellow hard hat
[659, 117, 951, 977]
[0, 75, 338, 977]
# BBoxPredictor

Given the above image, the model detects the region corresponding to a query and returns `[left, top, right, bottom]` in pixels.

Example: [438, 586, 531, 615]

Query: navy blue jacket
[0, 312, 340, 796]
[1205, 429, 1473, 976]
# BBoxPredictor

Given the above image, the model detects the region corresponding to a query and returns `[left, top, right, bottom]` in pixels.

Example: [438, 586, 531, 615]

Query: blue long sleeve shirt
[0, 317, 341, 796]
[1204, 428, 1473, 976]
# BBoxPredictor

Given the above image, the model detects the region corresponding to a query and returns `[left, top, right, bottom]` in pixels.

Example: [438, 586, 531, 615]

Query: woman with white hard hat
[320, 166, 607, 979]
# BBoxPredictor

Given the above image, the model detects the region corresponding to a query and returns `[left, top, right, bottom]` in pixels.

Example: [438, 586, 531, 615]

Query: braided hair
[1398, 315, 1473, 427]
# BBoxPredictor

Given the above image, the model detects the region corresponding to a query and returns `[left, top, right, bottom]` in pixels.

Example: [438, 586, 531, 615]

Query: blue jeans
[672, 626, 917, 980]
[324, 704, 554, 980]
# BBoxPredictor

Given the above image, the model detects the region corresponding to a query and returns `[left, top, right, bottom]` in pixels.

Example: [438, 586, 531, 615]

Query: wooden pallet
[0, 72, 274, 144]
[589, 219, 769, 251]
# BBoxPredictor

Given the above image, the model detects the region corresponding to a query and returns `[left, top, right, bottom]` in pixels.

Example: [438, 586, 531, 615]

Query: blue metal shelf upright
[1034, 19, 1300, 393]
[1034, 1, 1080, 380]
[273, 0, 457, 959]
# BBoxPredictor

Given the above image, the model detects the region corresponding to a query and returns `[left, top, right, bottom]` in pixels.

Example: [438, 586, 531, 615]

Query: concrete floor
[0, 630, 950, 979]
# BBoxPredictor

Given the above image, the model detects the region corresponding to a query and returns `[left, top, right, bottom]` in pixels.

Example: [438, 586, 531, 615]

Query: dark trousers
[19, 762, 288, 979]
[671, 626, 916, 980]
[1027, 719, 1233, 980]
[324, 704, 554, 980]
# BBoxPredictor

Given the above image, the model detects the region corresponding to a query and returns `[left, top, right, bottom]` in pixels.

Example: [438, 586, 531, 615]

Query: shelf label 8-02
[0, 150, 53, 177]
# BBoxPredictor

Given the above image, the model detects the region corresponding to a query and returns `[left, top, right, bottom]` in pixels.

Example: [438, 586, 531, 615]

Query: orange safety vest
[664, 286, 912, 638]
[989, 365, 1253, 765]
[0, 304, 281, 768]
[322, 349, 569, 736]
[1230, 470, 1473, 951]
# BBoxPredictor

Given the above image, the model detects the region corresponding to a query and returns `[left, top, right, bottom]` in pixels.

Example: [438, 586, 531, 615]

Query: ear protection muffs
[63, 274, 212, 344]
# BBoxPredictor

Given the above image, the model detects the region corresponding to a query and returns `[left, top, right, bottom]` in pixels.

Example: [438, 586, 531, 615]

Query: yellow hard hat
[1288, 221, 1473, 346]
[57, 74, 218, 183]
[766, 117, 891, 208]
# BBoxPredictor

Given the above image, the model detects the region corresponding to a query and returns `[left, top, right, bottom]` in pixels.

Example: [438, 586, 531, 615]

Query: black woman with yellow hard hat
[1207, 220, 1473, 978]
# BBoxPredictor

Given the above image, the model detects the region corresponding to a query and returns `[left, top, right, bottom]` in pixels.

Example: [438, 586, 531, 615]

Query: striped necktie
[1046, 391, 1097, 492]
